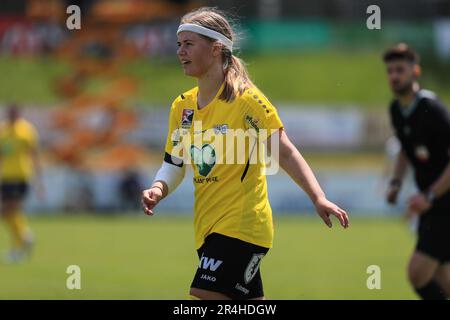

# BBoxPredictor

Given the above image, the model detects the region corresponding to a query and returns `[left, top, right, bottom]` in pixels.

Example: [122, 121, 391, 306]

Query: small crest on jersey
[244, 253, 265, 284]
[181, 109, 194, 128]
[213, 124, 228, 135]
[415, 145, 430, 162]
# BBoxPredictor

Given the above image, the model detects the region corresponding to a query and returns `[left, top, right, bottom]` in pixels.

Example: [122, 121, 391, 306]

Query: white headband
[177, 23, 233, 52]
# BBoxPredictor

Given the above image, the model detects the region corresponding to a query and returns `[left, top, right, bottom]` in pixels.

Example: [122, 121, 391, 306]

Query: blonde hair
[180, 7, 254, 102]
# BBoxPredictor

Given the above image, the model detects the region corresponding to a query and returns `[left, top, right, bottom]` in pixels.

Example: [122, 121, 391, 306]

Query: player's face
[386, 60, 415, 95]
[177, 32, 216, 77]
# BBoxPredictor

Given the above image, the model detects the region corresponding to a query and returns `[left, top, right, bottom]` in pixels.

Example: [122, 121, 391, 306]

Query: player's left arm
[0, 127, 3, 168]
[428, 102, 450, 198]
[408, 156, 450, 215]
[270, 129, 349, 229]
[28, 125, 45, 199]
[429, 158, 450, 197]
[0, 150, 2, 183]
[30, 146, 45, 199]
[408, 103, 450, 213]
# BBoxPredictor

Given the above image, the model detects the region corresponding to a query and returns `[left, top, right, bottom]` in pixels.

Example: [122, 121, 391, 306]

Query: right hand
[141, 187, 163, 216]
[386, 185, 400, 204]
[313, 196, 349, 229]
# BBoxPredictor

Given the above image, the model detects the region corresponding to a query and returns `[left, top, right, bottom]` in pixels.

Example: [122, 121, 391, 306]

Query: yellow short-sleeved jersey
[0, 118, 39, 182]
[164, 84, 284, 249]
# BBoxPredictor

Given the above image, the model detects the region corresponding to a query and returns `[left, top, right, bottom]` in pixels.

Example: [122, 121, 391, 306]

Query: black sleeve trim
[240, 159, 251, 182]
[164, 152, 184, 167]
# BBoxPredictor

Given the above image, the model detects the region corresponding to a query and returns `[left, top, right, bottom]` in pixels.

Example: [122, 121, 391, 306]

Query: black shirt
[389, 89, 450, 209]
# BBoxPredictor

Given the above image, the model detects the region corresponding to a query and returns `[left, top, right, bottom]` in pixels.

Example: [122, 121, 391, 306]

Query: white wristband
[153, 161, 185, 195]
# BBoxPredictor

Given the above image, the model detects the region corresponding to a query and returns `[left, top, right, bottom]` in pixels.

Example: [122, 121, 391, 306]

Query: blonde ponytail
[221, 54, 254, 102]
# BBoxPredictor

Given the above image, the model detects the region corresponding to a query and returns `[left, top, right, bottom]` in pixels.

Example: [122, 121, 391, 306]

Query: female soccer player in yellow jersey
[141, 7, 349, 300]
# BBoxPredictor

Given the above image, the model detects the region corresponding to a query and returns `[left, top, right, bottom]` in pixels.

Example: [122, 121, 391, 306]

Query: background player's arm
[0, 138, 3, 180]
[387, 149, 409, 204]
[273, 129, 349, 228]
[407, 150, 450, 215]
[428, 104, 450, 199]
[429, 150, 450, 198]
[31, 147, 45, 199]
[31, 148, 42, 177]
[408, 103, 450, 214]
[391, 149, 409, 182]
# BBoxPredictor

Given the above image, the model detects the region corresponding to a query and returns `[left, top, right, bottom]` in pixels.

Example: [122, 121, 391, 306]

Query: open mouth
[181, 60, 191, 65]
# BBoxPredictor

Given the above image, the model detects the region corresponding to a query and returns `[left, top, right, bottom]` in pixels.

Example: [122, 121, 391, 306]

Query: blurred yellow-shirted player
[0, 105, 44, 263]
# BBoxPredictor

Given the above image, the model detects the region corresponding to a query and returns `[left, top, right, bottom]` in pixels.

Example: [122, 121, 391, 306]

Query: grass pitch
[0, 214, 417, 299]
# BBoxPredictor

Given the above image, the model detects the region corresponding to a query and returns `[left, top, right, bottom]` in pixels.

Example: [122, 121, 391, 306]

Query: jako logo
[201, 274, 217, 282]
[199, 254, 223, 271]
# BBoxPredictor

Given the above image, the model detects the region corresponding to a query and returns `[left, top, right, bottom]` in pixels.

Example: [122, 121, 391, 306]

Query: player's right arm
[142, 101, 186, 216]
[276, 129, 349, 229]
[386, 149, 409, 204]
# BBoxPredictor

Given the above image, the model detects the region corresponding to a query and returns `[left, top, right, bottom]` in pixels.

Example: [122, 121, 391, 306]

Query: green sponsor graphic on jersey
[190, 144, 216, 177]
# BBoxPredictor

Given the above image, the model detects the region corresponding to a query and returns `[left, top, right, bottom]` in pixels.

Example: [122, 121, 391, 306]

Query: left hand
[314, 196, 349, 229]
[406, 193, 431, 217]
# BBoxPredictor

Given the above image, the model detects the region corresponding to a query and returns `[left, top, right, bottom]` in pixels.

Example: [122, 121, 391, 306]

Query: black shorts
[416, 211, 450, 263]
[0, 181, 29, 201]
[191, 233, 269, 300]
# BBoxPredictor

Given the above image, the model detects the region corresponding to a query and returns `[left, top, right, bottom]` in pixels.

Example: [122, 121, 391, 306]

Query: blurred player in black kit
[384, 43, 450, 300]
